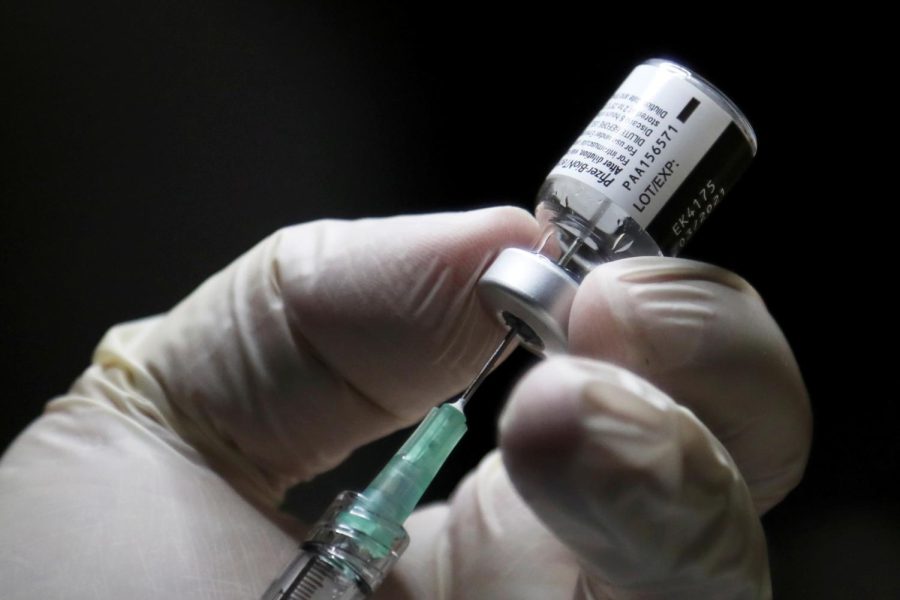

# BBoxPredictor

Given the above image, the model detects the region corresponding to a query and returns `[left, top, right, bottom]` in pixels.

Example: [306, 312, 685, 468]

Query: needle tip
[452, 328, 518, 411]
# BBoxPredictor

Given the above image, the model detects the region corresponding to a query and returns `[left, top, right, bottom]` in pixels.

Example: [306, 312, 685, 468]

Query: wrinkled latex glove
[0, 207, 810, 599]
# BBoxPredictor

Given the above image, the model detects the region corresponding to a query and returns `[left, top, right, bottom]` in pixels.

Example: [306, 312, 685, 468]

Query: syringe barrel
[261, 548, 366, 600]
[261, 491, 408, 600]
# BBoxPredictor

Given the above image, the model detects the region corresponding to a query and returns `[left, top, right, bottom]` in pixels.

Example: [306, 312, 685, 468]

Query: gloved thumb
[499, 357, 770, 599]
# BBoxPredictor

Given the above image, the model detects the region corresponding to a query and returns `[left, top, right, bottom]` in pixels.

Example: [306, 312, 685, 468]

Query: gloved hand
[0, 207, 810, 599]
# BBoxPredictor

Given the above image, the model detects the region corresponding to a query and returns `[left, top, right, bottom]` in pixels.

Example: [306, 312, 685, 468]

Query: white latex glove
[0, 207, 810, 599]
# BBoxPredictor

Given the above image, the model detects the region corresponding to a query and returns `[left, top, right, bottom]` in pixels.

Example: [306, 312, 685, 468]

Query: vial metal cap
[477, 248, 578, 355]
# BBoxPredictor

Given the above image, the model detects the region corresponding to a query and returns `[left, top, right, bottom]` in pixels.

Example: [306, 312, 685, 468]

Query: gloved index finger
[88, 207, 538, 502]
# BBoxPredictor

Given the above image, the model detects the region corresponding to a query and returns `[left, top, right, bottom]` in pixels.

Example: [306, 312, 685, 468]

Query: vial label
[548, 63, 751, 251]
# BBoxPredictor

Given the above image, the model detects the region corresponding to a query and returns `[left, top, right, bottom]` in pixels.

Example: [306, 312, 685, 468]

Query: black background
[2, 3, 896, 597]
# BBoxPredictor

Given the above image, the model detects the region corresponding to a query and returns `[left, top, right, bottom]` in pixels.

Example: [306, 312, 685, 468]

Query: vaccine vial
[479, 59, 758, 354]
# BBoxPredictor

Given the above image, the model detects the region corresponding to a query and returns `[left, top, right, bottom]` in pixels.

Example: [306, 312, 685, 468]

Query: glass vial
[479, 59, 758, 354]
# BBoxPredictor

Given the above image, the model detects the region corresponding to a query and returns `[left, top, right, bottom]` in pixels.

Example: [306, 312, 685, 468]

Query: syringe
[261, 58, 757, 599]
[260, 329, 517, 600]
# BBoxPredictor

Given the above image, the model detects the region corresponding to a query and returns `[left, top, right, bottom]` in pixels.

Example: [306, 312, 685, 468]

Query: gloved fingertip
[606, 256, 758, 296]
[428, 205, 539, 264]
[499, 357, 676, 487]
[570, 256, 768, 373]
[498, 357, 586, 464]
[469, 205, 539, 238]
